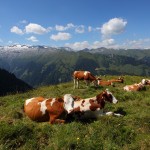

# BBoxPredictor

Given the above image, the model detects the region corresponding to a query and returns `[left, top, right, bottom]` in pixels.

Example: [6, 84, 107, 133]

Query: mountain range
[0, 45, 150, 87]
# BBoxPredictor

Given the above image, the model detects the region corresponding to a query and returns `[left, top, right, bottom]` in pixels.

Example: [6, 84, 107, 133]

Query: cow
[68, 89, 122, 120]
[97, 76, 124, 87]
[141, 79, 150, 85]
[24, 94, 75, 124]
[24, 89, 121, 124]
[73, 71, 97, 89]
[108, 76, 124, 83]
[97, 79, 114, 86]
[123, 82, 145, 91]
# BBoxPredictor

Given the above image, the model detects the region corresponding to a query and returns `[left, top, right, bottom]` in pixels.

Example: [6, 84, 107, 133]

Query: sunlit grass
[0, 75, 150, 149]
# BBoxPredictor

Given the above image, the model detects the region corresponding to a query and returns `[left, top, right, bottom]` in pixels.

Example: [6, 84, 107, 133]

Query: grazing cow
[69, 89, 122, 120]
[73, 71, 97, 89]
[123, 82, 145, 91]
[24, 94, 75, 124]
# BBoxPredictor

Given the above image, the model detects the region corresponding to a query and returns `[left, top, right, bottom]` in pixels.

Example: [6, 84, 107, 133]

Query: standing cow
[73, 71, 97, 89]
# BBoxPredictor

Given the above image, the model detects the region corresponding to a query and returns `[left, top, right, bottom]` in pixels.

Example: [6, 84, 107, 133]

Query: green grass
[0, 75, 150, 150]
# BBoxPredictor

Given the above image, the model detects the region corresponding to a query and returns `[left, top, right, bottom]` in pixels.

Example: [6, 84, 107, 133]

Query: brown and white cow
[24, 90, 121, 124]
[73, 71, 97, 89]
[123, 82, 145, 91]
[24, 94, 75, 124]
[97, 76, 124, 87]
[97, 79, 114, 86]
[69, 89, 122, 120]
[141, 79, 150, 85]
[108, 76, 124, 83]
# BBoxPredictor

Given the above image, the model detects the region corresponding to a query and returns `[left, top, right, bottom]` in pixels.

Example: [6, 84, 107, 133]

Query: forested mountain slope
[0, 46, 150, 87]
[0, 68, 32, 96]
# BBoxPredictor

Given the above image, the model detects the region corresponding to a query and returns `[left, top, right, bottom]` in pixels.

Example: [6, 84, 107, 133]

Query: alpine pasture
[0, 75, 150, 150]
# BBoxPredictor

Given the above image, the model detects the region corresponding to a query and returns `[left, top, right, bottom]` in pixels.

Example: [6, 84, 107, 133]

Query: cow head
[141, 79, 148, 85]
[118, 76, 124, 83]
[96, 89, 118, 105]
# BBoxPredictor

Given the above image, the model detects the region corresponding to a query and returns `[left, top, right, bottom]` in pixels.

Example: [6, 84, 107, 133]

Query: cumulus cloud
[50, 32, 71, 41]
[75, 25, 85, 33]
[88, 26, 92, 32]
[122, 38, 150, 49]
[65, 41, 90, 50]
[55, 23, 75, 31]
[101, 18, 127, 38]
[10, 26, 24, 35]
[65, 39, 117, 50]
[92, 39, 116, 49]
[26, 36, 38, 42]
[25, 23, 48, 34]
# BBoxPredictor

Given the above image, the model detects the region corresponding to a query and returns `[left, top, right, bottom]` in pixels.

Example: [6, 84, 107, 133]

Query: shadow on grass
[114, 107, 127, 116]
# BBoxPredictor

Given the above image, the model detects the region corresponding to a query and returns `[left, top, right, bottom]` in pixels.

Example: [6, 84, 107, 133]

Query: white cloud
[25, 23, 48, 34]
[47, 27, 53, 32]
[65, 41, 90, 50]
[101, 18, 127, 38]
[10, 26, 24, 35]
[26, 36, 38, 42]
[75, 25, 85, 33]
[55, 23, 75, 31]
[92, 39, 115, 49]
[65, 39, 116, 50]
[122, 38, 150, 49]
[88, 26, 92, 32]
[50, 32, 71, 41]
[20, 20, 28, 24]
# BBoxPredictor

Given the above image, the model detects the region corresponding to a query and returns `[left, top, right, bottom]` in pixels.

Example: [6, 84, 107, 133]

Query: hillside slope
[0, 75, 149, 149]
[0, 68, 33, 96]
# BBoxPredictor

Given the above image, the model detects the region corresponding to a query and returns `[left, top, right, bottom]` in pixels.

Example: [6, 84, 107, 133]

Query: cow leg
[49, 114, 65, 124]
[105, 112, 114, 116]
[77, 79, 79, 89]
[74, 79, 79, 89]
[73, 79, 76, 89]
[55, 119, 65, 124]
[98, 111, 114, 117]
[85, 80, 90, 87]
[103, 112, 123, 117]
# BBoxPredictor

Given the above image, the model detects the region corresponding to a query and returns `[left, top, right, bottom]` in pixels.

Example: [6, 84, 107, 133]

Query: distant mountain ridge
[0, 45, 150, 87]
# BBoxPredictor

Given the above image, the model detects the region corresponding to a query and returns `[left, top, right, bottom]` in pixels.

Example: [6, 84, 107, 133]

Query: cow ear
[63, 94, 74, 114]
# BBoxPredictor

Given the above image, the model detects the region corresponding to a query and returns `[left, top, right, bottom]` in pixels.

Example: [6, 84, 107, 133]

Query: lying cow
[108, 76, 124, 83]
[24, 89, 122, 124]
[73, 70, 97, 89]
[24, 94, 75, 124]
[97, 79, 114, 86]
[123, 82, 145, 91]
[141, 79, 150, 85]
[68, 89, 122, 120]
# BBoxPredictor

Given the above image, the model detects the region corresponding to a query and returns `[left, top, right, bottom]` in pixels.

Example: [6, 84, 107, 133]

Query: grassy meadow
[0, 75, 150, 150]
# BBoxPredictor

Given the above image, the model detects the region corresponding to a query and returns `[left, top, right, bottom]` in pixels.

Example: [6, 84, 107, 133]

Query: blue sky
[0, 0, 150, 50]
